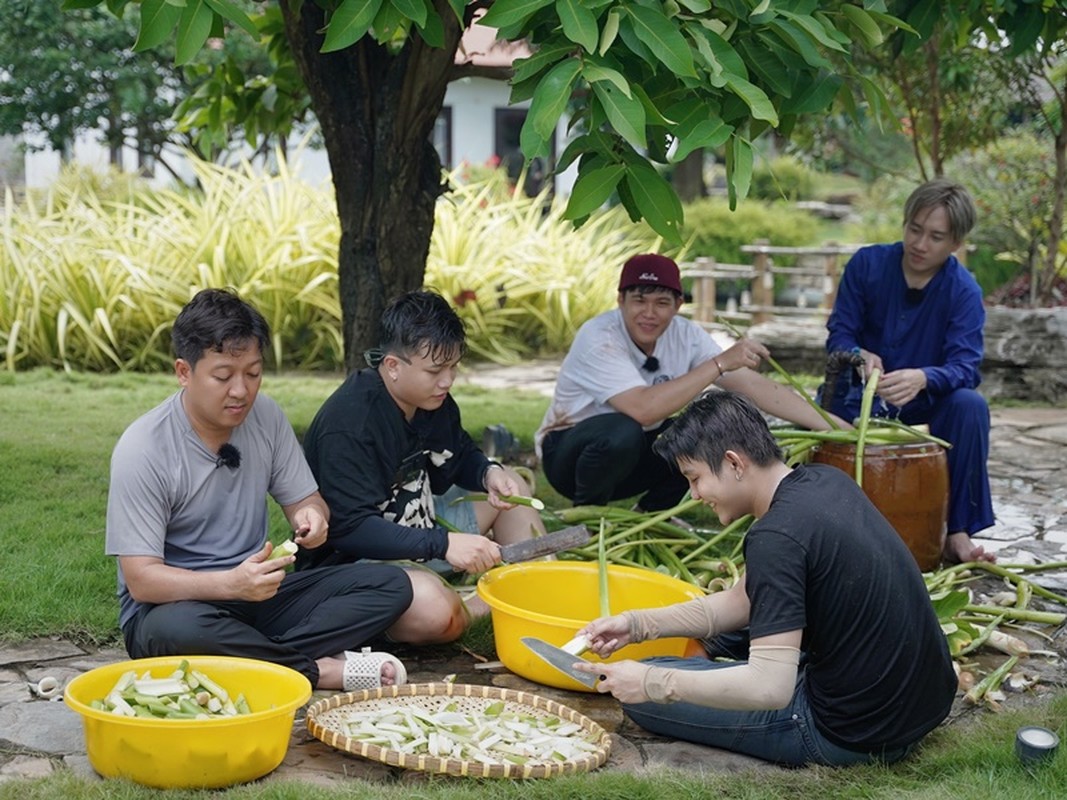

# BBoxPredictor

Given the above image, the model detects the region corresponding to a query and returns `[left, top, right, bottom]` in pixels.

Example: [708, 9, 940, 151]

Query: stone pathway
[1, 366, 1065, 787]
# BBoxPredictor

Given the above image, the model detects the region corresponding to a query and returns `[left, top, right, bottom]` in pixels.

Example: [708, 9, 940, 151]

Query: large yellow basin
[477, 561, 703, 692]
[63, 655, 311, 789]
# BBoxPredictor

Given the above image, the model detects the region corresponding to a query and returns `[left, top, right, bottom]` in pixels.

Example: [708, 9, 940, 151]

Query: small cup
[1016, 725, 1059, 767]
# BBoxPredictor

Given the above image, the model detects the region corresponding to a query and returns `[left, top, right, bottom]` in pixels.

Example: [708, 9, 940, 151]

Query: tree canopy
[62, 0, 917, 363]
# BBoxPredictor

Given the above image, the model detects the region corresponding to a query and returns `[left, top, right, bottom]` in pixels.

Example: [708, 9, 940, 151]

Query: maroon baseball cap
[618, 254, 683, 294]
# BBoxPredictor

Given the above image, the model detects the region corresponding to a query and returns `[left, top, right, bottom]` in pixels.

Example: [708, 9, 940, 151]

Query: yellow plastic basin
[63, 655, 311, 789]
[477, 561, 703, 692]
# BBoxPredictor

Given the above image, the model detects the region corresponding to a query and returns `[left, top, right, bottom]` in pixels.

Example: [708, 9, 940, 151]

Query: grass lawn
[1, 368, 1065, 799]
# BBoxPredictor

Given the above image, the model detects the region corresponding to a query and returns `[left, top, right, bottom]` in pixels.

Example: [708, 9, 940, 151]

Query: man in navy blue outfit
[824, 178, 995, 564]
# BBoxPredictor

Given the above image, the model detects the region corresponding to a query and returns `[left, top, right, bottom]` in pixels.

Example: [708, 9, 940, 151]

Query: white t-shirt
[535, 309, 721, 456]
[106, 391, 317, 628]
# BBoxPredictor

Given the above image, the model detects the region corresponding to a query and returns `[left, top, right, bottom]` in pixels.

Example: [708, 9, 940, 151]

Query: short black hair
[171, 288, 270, 368]
[654, 390, 782, 475]
[379, 290, 466, 365]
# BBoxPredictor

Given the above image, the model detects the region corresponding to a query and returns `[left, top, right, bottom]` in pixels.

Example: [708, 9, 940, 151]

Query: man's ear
[723, 450, 746, 474]
[175, 358, 191, 386]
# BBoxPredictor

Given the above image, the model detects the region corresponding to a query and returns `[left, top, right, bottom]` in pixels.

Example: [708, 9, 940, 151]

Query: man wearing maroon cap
[536, 254, 845, 513]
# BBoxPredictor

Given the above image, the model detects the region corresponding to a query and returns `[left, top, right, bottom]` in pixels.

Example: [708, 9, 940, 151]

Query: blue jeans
[623, 656, 914, 767]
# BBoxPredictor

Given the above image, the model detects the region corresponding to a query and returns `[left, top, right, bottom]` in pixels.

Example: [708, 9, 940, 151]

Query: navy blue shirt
[826, 242, 984, 399]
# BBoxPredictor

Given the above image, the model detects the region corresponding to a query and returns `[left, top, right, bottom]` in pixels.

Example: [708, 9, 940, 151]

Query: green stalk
[962, 604, 1065, 626]
[597, 518, 610, 618]
[718, 318, 840, 429]
[956, 614, 1006, 657]
[964, 654, 1018, 705]
[854, 367, 881, 487]
[452, 493, 545, 510]
[680, 515, 753, 563]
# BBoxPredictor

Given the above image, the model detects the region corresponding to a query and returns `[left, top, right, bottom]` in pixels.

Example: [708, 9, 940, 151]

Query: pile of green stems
[552, 499, 750, 589]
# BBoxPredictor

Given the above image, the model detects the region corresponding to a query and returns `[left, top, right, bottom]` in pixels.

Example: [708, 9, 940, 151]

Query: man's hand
[859, 348, 884, 380]
[229, 543, 290, 601]
[878, 368, 927, 408]
[445, 532, 501, 573]
[291, 504, 329, 549]
[484, 466, 521, 510]
[572, 659, 651, 703]
[716, 338, 770, 373]
[576, 614, 633, 657]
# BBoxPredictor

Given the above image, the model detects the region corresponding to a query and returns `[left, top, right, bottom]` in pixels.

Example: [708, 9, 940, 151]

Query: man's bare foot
[943, 531, 996, 565]
[314, 655, 401, 690]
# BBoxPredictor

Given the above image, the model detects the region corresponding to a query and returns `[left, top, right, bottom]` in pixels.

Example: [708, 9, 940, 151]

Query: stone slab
[0, 700, 85, 755]
[0, 640, 84, 668]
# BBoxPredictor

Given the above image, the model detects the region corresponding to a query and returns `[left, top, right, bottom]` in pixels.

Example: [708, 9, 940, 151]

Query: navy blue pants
[541, 414, 688, 511]
[826, 379, 994, 535]
[123, 563, 413, 686]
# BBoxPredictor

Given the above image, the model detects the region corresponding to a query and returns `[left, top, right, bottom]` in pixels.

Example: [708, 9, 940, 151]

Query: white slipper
[341, 646, 408, 691]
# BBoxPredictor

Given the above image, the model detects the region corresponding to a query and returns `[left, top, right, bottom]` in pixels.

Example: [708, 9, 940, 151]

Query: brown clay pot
[811, 441, 949, 572]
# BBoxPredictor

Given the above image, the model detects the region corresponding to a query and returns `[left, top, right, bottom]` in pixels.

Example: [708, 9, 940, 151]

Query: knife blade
[521, 636, 605, 689]
[499, 525, 591, 563]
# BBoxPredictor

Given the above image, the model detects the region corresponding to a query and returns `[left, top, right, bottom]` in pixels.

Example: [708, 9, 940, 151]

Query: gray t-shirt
[106, 391, 317, 628]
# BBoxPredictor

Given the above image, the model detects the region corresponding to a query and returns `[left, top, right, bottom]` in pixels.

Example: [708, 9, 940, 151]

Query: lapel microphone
[641, 355, 660, 372]
[216, 443, 241, 469]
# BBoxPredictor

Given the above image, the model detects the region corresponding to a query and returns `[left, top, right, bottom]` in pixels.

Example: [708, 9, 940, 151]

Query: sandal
[341, 646, 408, 691]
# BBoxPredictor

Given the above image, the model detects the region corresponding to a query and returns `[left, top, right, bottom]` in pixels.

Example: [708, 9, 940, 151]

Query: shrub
[679, 197, 824, 264]
[750, 155, 816, 201]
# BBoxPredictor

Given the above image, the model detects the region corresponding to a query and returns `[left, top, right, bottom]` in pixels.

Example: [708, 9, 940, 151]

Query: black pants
[123, 563, 412, 686]
[541, 413, 688, 512]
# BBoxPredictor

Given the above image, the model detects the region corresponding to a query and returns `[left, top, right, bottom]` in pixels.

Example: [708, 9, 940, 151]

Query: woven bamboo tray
[306, 682, 612, 779]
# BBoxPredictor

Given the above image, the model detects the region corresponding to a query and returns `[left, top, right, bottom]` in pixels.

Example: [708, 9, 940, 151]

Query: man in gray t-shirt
[105, 289, 413, 690]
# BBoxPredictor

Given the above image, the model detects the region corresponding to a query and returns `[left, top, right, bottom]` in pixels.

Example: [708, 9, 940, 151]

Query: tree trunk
[280, 1, 463, 371]
[1039, 70, 1067, 305]
[672, 148, 706, 203]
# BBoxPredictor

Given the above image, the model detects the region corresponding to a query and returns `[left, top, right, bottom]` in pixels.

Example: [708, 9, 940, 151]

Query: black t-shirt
[297, 369, 492, 569]
[745, 464, 956, 751]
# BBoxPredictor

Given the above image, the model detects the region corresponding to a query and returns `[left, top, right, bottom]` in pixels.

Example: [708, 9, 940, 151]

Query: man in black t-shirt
[574, 391, 956, 766]
[300, 291, 545, 645]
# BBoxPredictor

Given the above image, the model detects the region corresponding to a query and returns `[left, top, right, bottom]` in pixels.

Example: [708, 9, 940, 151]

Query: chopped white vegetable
[341, 700, 601, 766]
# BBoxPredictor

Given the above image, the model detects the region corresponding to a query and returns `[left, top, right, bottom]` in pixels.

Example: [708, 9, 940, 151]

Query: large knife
[522, 636, 606, 689]
[498, 525, 591, 563]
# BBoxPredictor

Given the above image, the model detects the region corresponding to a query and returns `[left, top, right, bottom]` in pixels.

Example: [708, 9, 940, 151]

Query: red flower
[453, 289, 478, 307]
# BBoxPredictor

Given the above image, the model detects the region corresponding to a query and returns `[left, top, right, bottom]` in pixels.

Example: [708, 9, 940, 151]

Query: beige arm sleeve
[641, 645, 801, 710]
[623, 595, 720, 643]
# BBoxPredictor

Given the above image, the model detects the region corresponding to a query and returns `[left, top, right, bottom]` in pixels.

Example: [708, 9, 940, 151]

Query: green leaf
[391, 0, 427, 28]
[627, 4, 696, 77]
[593, 81, 646, 150]
[725, 135, 753, 210]
[767, 19, 829, 70]
[675, 0, 711, 11]
[564, 163, 626, 220]
[722, 73, 777, 125]
[445, 0, 465, 22]
[778, 11, 847, 52]
[60, 0, 103, 9]
[737, 37, 793, 97]
[581, 62, 631, 97]
[840, 5, 882, 47]
[667, 101, 731, 162]
[203, 0, 258, 38]
[321, 0, 383, 52]
[479, 0, 554, 30]
[529, 58, 581, 139]
[622, 162, 682, 243]
[176, 0, 214, 65]
[557, 0, 599, 52]
[929, 589, 970, 622]
[511, 42, 573, 83]
[414, 2, 444, 47]
[598, 8, 620, 55]
[134, 0, 181, 51]
[780, 71, 841, 115]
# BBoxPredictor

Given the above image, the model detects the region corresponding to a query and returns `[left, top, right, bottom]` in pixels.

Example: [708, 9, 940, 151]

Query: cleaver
[498, 525, 591, 563]
[522, 636, 606, 689]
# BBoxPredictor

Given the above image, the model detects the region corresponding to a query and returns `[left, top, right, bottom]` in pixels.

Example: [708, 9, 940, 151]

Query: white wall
[16, 77, 576, 196]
